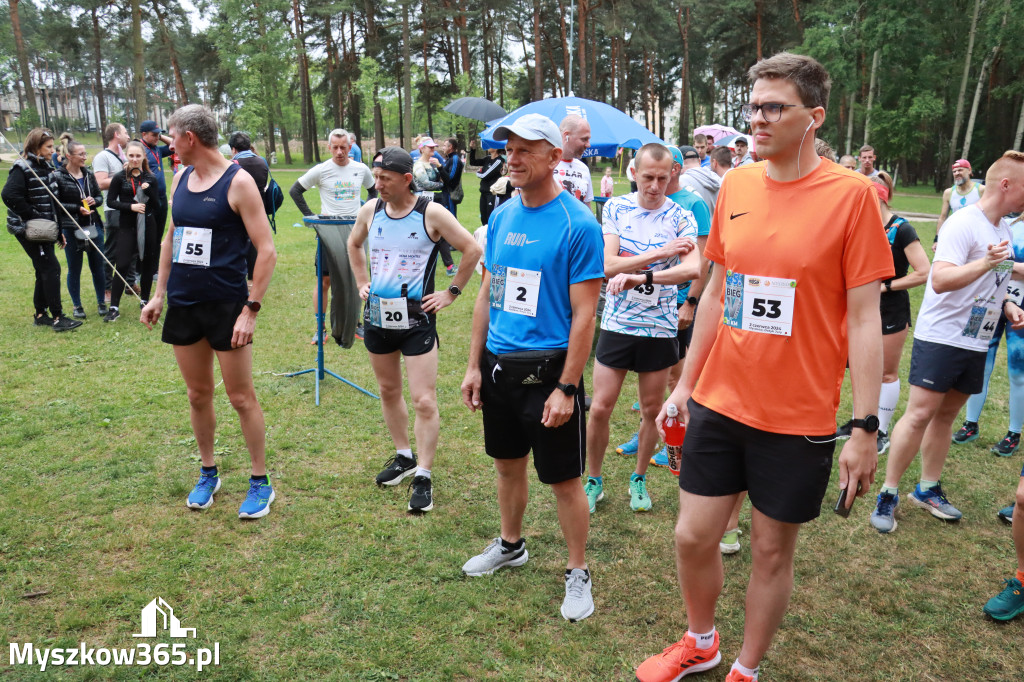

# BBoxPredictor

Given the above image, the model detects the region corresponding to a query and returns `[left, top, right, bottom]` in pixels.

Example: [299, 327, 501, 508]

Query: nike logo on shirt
[730, 212, 750, 220]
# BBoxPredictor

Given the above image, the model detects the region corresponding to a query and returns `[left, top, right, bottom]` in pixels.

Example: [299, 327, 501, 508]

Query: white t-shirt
[600, 193, 697, 338]
[298, 159, 374, 217]
[554, 159, 593, 203]
[915, 204, 1014, 351]
[92, 148, 124, 205]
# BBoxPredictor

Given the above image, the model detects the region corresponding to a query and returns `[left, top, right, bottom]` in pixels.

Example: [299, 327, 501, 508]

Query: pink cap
[418, 137, 437, 149]
[952, 159, 971, 170]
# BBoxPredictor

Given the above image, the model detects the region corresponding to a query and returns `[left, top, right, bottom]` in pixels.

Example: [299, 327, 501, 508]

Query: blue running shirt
[601, 194, 697, 338]
[484, 191, 604, 354]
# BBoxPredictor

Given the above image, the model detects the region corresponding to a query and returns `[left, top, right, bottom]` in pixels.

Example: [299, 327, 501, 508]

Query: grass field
[1, 164, 1022, 681]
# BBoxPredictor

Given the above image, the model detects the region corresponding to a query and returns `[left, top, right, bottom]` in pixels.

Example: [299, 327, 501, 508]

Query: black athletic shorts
[314, 249, 332, 277]
[596, 330, 679, 372]
[679, 398, 835, 524]
[362, 322, 437, 356]
[880, 292, 911, 335]
[479, 349, 586, 485]
[162, 300, 248, 352]
[908, 338, 986, 394]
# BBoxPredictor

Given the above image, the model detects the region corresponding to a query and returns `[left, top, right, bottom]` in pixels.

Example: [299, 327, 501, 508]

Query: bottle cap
[666, 403, 678, 417]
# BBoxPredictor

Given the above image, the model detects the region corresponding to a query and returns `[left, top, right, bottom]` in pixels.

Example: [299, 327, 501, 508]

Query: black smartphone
[834, 482, 864, 518]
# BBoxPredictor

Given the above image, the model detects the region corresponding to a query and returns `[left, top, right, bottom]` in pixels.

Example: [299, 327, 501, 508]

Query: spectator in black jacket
[1, 128, 82, 331]
[467, 138, 505, 226]
[104, 140, 160, 321]
[229, 131, 271, 283]
[54, 141, 106, 319]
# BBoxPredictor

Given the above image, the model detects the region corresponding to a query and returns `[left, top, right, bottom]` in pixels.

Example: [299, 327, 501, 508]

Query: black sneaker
[375, 454, 416, 486]
[877, 430, 890, 455]
[34, 312, 54, 326]
[140, 299, 148, 309]
[97, 302, 109, 316]
[408, 475, 433, 512]
[952, 420, 980, 444]
[835, 419, 853, 439]
[991, 431, 1021, 457]
[52, 316, 83, 332]
[72, 306, 87, 319]
[103, 307, 120, 323]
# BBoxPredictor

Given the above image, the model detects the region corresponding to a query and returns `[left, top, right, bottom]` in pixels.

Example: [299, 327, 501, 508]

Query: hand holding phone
[834, 482, 863, 518]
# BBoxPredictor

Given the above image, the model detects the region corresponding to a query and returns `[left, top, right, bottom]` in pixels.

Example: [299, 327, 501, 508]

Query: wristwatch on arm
[556, 382, 577, 397]
[244, 300, 262, 313]
[849, 415, 879, 433]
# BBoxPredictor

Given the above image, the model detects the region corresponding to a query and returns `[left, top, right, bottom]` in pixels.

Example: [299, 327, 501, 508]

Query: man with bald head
[554, 114, 594, 206]
[460, 113, 604, 622]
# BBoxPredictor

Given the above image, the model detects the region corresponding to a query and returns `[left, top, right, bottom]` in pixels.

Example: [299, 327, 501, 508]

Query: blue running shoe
[616, 432, 639, 456]
[186, 470, 221, 510]
[998, 503, 1015, 525]
[650, 446, 669, 468]
[909, 481, 962, 521]
[239, 477, 275, 519]
[631, 401, 641, 412]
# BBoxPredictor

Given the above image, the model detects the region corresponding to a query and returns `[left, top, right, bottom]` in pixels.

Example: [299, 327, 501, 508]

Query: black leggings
[111, 219, 159, 308]
[16, 232, 63, 318]
[479, 191, 496, 226]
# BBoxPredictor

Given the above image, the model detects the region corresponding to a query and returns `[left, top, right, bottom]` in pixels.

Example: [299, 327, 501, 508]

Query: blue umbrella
[479, 96, 664, 158]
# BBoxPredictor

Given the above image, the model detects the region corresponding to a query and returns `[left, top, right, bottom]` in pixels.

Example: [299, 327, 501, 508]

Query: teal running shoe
[616, 432, 639, 456]
[984, 577, 1024, 621]
[583, 477, 604, 513]
[629, 474, 652, 512]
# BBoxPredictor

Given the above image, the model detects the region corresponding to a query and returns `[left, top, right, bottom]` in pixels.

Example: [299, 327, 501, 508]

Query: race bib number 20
[723, 271, 796, 336]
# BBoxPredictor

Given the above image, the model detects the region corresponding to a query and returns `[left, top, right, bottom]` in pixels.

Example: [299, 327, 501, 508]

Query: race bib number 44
[172, 226, 213, 266]
[723, 271, 796, 336]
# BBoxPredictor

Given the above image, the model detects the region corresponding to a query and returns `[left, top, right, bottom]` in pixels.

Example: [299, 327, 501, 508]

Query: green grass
[0, 168, 1022, 681]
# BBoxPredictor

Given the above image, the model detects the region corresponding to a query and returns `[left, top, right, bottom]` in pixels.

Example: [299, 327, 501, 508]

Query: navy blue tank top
[168, 164, 249, 306]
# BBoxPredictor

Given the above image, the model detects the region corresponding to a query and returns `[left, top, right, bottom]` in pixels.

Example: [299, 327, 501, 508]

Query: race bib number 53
[723, 271, 796, 336]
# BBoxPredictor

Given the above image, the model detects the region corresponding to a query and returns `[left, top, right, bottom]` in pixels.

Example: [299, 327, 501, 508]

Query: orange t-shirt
[692, 159, 894, 435]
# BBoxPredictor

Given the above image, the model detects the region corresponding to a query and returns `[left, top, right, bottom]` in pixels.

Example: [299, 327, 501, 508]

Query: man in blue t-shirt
[460, 113, 604, 623]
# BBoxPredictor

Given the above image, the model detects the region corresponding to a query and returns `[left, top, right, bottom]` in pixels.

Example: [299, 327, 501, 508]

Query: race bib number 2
[172, 226, 212, 266]
[502, 267, 542, 317]
[723, 271, 796, 336]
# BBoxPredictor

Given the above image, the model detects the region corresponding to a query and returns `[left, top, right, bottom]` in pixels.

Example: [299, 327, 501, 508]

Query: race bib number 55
[172, 226, 213, 266]
[723, 271, 796, 336]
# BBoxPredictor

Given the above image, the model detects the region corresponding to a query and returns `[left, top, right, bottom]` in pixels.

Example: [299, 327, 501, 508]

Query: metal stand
[286, 217, 378, 405]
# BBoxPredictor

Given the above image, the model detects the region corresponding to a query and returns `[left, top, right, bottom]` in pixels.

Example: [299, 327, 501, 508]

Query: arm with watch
[421, 202, 483, 313]
[836, 280, 885, 511]
[543, 277, 602, 428]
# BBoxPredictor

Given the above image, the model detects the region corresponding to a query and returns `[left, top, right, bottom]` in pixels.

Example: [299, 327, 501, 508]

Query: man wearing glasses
[636, 53, 893, 682]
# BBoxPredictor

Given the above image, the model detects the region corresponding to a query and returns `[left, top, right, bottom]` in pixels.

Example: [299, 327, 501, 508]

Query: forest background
[2, 0, 1023, 186]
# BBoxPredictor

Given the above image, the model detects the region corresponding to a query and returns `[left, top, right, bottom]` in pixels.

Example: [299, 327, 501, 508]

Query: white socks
[879, 379, 900, 433]
[688, 627, 716, 650]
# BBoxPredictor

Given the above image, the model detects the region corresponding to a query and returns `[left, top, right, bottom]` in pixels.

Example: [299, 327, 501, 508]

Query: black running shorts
[595, 330, 679, 372]
[908, 338, 986, 394]
[679, 398, 835, 524]
[162, 300, 248, 352]
[479, 350, 586, 485]
[880, 293, 911, 336]
[362, 322, 437, 357]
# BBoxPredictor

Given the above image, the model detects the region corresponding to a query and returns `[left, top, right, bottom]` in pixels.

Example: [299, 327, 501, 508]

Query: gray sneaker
[869, 491, 899, 533]
[561, 568, 594, 622]
[462, 538, 528, 577]
[876, 430, 890, 455]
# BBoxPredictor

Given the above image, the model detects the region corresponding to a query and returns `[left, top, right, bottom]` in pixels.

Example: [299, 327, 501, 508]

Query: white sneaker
[560, 568, 594, 622]
[461, 538, 529, 577]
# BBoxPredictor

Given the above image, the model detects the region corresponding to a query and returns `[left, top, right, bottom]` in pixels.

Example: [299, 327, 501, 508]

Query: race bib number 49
[172, 226, 213, 266]
[723, 271, 796, 336]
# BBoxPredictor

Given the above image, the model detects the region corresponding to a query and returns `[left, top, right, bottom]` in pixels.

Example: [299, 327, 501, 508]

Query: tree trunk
[153, 0, 188, 106]
[422, 3, 433, 136]
[963, 0, 1010, 160]
[401, 0, 413, 148]
[131, 0, 147, 125]
[947, 0, 981, 181]
[90, 7, 107, 129]
[533, 0, 542, 100]
[557, 1, 570, 95]
[290, 0, 314, 163]
[845, 91, 856, 156]
[10, 0, 37, 120]
[864, 49, 879, 145]
[755, 0, 764, 61]
[497, 22, 505, 108]
[325, 17, 341, 128]
[1014, 96, 1024, 151]
[576, 0, 587, 98]
[676, 6, 690, 145]
[276, 101, 292, 165]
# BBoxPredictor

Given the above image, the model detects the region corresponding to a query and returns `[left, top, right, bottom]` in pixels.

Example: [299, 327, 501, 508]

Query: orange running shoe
[725, 668, 755, 682]
[635, 631, 722, 682]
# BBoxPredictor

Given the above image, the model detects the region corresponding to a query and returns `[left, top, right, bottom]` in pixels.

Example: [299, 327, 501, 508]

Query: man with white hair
[290, 129, 374, 342]
[460, 113, 604, 622]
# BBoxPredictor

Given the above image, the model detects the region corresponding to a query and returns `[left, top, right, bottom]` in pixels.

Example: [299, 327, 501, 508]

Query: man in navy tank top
[459, 114, 605, 622]
[347, 146, 482, 513]
[141, 105, 279, 520]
